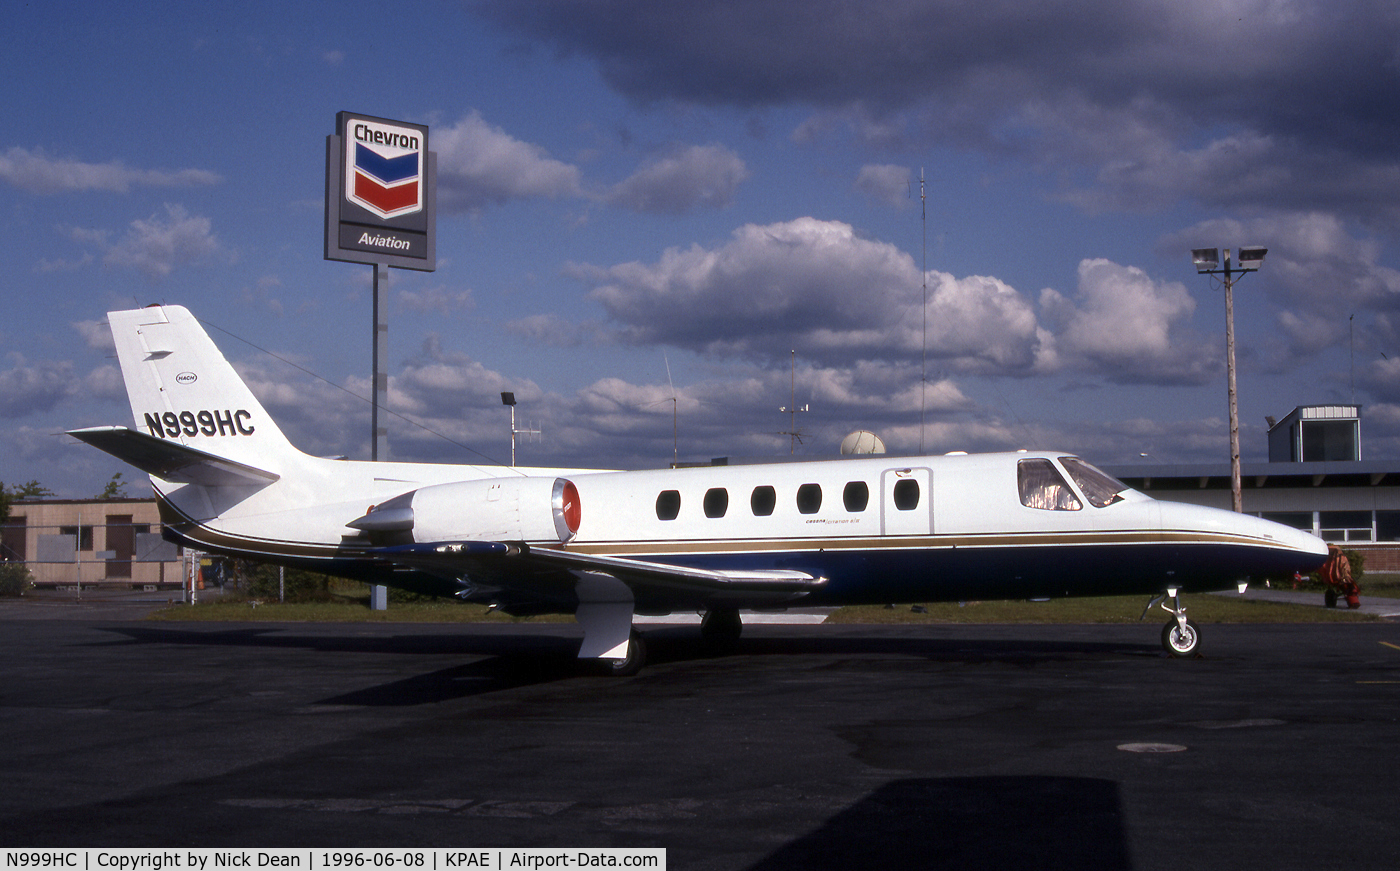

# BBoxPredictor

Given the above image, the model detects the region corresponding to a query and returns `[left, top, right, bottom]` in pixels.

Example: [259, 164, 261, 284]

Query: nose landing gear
[1142, 587, 1201, 657]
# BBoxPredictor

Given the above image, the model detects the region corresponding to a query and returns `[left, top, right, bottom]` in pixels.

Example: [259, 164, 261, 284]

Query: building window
[60, 525, 94, 551]
[1261, 512, 1313, 532]
[751, 486, 777, 517]
[796, 483, 823, 515]
[703, 488, 729, 519]
[892, 479, 921, 511]
[655, 490, 681, 521]
[1319, 510, 1372, 542]
[1377, 512, 1400, 542]
[1301, 420, 1358, 462]
[843, 481, 870, 512]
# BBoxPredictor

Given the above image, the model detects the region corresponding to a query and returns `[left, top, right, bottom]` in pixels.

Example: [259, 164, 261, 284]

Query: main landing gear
[700, 608, 743, 652]
[601, 630, 647, 677]
[1142, 587, 1201, 657]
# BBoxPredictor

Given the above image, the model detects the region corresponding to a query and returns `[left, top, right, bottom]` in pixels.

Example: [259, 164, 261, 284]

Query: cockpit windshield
[1017, 458, 1082, 511]
[1058, 457, 1129, 508]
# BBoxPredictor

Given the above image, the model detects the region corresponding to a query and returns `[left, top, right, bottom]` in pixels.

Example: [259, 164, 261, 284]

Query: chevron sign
[345, 119, 423, 219]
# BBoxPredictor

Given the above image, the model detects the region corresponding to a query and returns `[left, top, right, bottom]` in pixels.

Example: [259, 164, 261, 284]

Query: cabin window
[704, 488, 729, 518]
[843, 481, 870, 512]
[796, 483, 823, 515]
[751, 485, 777, 516]
[1017, 459, 1081, 511]
[892, 479, 921, 511]
[655, 490, 682, 521]
[1059, 457, 1127, 508]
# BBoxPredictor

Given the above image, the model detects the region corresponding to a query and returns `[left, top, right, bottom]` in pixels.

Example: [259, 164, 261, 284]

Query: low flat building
[1, 498, 186, 590]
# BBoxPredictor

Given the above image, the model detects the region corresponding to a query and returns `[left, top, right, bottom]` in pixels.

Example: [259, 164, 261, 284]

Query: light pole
[502, 392, 518, 467]
[1191, 246, 1267, 513]
[501, 392, 540, 467]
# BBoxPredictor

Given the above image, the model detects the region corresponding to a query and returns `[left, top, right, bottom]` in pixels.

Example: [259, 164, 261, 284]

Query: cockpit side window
[1059, 457, 1128, 508]
[1017, 459, 1082, 511]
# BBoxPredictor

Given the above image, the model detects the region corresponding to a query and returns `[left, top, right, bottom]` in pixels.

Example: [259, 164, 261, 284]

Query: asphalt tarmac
[0, 605, 1397, 870]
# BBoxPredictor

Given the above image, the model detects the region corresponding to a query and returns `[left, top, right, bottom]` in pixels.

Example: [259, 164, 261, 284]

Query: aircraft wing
[367, 540, 825, 605]
[67, 426, 280, 486]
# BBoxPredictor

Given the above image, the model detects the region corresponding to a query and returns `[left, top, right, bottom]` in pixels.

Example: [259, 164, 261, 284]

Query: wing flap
[67, 426, 280, 486]
[527, 546, 824, 593]
[366, 538, 826, 603]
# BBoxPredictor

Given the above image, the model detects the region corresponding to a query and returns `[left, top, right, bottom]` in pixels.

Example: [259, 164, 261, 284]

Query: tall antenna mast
[920, 167, 928, 454]
[664, 354, 678, 466]
[778, 349, 809, 454]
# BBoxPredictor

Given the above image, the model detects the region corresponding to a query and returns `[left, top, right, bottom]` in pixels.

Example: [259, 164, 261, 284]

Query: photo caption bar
[3, 851, 664, 871]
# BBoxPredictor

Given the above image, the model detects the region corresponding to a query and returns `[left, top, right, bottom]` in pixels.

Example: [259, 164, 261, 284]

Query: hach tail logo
[347, 121, 422, 220]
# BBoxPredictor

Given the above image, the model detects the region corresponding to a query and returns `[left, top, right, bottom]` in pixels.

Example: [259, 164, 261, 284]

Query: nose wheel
[1143, 587, 1201, 657]
[1161, 615, 1200, 656]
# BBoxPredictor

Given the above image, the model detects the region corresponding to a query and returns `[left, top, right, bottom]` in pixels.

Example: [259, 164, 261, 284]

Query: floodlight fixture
[1192, 248, 1220, 273]
[501, 392, 516, 407]
[1237, 247, 1267, 269]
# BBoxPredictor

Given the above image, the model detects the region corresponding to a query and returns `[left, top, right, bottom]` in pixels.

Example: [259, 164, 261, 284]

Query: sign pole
[371, 262, 389, 610]
[327, 111, 436, 614]
[372, 262, 389, 462]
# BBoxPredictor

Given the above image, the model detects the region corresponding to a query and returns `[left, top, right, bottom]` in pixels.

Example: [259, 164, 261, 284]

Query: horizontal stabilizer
[67, 426, 280, 486]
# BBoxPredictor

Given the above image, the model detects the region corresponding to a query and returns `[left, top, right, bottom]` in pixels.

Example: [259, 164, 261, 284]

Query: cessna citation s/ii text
[71, 305, 1327, 674]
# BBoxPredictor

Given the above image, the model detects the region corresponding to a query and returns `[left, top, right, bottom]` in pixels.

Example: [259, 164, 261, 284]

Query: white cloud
[100, 204, 228, 279]
[0, 146, 221, 194]
[72, 320, 114, 353]
[577, 217, 1050, 374]
[0, 355, 76, 417]
[396, 285, 475, 315]
[606, 144, 749, 214]
[434, 111, 582, 213]
[506, 313, 606, 347]
[853, 164, 912, 208]
[1040, 258, 1217, 385]
[82, 364, 127, 403]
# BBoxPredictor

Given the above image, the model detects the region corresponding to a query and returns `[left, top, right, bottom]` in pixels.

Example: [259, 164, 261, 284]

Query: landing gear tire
[701, 608, 743, 652]
[1162, 619, 1201, 657]
[600, 631, 646, 677]
[1324, 588, 1338, 608]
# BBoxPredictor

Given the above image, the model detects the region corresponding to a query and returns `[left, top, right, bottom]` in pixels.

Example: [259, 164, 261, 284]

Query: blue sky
[5, 0, 1400, 497]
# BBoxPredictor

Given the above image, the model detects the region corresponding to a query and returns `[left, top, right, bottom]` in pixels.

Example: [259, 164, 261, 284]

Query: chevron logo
[346, 120, 423, 219]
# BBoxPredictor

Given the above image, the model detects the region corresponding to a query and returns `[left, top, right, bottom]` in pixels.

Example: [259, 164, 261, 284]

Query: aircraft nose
[1158, 499, 1328, 571]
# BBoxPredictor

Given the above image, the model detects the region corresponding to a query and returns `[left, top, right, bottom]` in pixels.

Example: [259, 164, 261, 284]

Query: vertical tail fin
[107, 305, 303, 475]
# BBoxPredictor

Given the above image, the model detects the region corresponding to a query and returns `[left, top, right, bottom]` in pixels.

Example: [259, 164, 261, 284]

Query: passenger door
[881, 467, 932, 537]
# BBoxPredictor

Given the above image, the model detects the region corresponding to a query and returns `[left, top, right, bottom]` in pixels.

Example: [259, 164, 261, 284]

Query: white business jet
[70, 305, 1327, 673]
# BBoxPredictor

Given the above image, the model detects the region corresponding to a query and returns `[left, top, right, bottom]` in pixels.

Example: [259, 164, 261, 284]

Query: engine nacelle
[353, 477, 581, 545]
